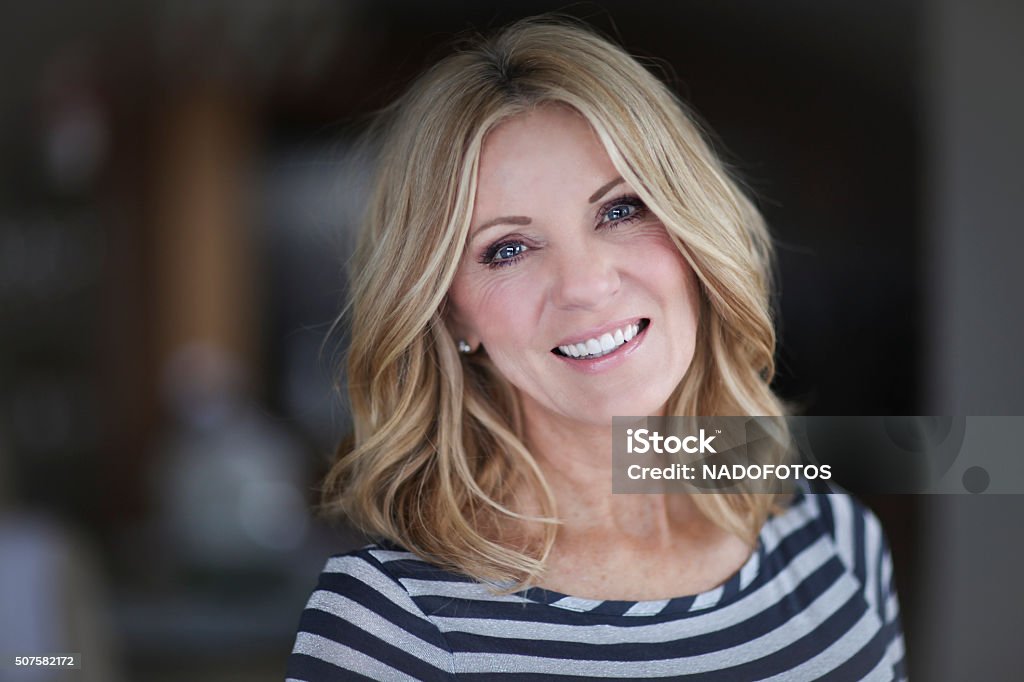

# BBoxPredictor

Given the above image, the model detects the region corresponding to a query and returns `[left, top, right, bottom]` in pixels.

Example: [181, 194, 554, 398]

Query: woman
[288, 18, 906, 681]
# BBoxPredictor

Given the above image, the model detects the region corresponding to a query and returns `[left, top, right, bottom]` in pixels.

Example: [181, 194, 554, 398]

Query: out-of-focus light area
[0, 1, 1020, 680]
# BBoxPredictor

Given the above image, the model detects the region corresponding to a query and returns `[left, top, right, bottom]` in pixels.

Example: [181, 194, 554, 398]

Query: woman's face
[448, 106, 700, 431]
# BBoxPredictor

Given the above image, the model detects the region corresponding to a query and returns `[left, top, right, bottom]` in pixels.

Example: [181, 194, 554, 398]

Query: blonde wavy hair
[322, 17, 789, 587]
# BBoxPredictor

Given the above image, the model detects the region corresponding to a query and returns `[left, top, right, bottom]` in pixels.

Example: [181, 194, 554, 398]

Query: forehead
[473, 106, 618, 212]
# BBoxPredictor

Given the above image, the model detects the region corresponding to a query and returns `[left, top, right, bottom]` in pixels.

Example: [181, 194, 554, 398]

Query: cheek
[669, 265, 701, 331]
[662, 253, 699, 307]
[633, 231, 699, 297]
[448, 268, 542, 341]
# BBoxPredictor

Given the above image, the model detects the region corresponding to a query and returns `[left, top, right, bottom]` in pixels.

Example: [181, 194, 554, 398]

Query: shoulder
[286, 543, 456, 682]
[793, 482, 890, 585]
[759, 484, 906, 678]
[764, 482, 898, 619]
[769, 481, 889, 555]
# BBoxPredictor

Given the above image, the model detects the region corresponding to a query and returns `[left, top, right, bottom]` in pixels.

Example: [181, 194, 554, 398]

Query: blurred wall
[920, 0, 1024, 679]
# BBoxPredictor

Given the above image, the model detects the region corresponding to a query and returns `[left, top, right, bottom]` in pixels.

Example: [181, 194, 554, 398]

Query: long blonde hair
[322, 17, 788, 586]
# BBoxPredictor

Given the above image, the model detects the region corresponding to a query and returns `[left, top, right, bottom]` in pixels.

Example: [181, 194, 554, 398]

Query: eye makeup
[479, 238, 528, 268]
[476, 194, 651, 269]
[596, 194, 648, 226]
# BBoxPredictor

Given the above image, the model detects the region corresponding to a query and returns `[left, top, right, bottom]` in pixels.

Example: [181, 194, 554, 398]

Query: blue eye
[495, 243, 526, 261]
[480, 240, 528, 268]
[603, 204, 636, 222]
[599, 196, 647, 225]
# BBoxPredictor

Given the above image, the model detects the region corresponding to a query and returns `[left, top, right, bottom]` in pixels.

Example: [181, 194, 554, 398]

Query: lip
[551, 317, 646, 349]
[552, 319, 650, 373]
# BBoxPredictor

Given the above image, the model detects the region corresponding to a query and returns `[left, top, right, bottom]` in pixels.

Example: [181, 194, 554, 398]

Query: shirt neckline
[510, 531, 768, 617]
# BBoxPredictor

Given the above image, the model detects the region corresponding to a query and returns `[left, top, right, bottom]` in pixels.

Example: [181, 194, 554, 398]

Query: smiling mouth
[552, 319, 650, 359]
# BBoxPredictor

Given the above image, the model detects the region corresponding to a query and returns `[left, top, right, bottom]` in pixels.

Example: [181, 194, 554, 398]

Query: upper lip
[552, 317, 646, 348]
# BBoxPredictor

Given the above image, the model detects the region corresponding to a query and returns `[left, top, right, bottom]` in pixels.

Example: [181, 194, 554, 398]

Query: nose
[549, 242, 621, 310]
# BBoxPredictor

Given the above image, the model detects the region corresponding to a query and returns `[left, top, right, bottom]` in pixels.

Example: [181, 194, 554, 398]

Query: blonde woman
[288, 18, 906, 681]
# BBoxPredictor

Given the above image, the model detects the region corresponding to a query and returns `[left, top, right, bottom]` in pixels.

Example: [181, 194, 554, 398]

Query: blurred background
[0, 0, 1021, 680]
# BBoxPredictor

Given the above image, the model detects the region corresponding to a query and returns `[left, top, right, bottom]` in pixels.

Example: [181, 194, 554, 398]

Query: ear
[442, 299, 481, 352]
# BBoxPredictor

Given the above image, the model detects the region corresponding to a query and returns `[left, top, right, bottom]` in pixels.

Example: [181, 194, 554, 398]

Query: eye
[480, 240, 528, 268]
[599, 196, 647, 225]
[497, 243, 525, 260]
[604, 204, 636, 222]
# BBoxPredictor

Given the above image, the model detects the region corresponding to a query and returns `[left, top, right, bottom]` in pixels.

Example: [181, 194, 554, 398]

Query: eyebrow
[472, 215, 532, 236]
[588, 176, 624, 203]
[470, 176, 626, 237]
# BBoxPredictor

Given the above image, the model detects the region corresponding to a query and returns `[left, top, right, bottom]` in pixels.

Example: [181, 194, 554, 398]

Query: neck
[520, 396, 700, 546]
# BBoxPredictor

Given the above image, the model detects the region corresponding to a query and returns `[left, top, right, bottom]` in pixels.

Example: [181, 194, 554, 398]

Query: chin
[565, 392, 675, 427]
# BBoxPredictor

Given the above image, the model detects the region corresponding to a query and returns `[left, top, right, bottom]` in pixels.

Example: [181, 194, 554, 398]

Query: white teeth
[557, 321, 645, 359]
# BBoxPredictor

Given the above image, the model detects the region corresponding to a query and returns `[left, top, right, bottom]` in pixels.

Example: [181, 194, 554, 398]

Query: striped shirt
[287, 489, 906, 680]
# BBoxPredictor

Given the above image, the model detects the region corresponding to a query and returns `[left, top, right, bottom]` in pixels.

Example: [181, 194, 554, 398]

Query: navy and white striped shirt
[288, 489, 906, 680]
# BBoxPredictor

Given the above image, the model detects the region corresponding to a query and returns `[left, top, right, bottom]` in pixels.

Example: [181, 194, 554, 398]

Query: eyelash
[479, 195, 649, 269]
